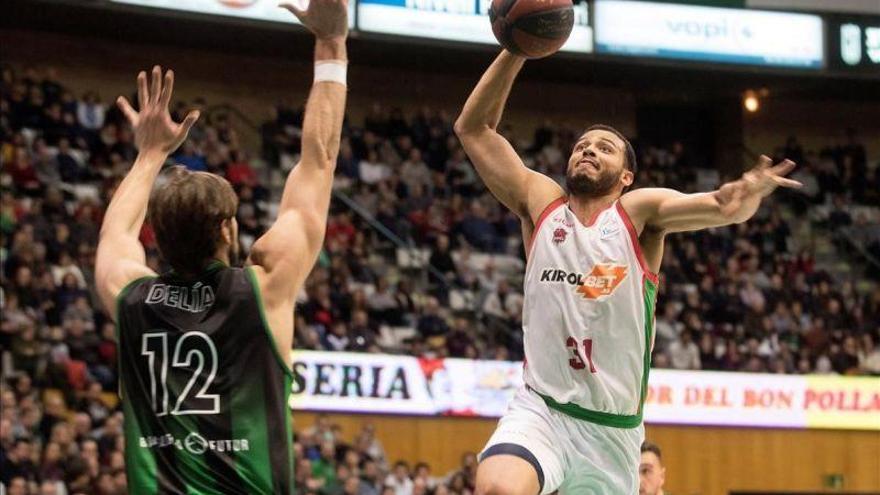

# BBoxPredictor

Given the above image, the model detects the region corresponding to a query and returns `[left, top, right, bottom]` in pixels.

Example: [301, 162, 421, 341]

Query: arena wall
[295, 411, 880, 495]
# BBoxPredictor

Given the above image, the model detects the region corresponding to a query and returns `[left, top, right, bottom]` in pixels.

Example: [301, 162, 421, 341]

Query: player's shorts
[479, 386, 643, 495]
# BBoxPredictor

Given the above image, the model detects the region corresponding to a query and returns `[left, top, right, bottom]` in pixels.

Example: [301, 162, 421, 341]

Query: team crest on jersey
[576, 264, 628, 299]
[552, 227, 568, 244]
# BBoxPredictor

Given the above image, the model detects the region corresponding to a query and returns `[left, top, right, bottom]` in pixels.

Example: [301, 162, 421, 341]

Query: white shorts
[480, 387, 644, 495]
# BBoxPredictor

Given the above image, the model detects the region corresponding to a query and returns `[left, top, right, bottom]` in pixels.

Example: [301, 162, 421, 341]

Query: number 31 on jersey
[567, 337, 597, 373]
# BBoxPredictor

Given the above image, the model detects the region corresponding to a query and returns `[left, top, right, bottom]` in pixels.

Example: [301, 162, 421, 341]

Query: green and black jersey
[116, 262, 293, 495]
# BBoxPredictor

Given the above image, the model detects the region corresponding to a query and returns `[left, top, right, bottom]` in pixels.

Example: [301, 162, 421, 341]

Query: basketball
[489, 0, 575, 59]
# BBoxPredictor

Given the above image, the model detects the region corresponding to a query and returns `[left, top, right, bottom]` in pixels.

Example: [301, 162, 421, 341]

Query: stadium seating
[1, 64, 878, 495]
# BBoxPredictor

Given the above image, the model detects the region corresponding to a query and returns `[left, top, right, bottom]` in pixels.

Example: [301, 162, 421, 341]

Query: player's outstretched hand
[280, 0, 348, 41]
[716, 155, 802, 220]
[116, 66, 199, 155]
[741, 155, 802, 198]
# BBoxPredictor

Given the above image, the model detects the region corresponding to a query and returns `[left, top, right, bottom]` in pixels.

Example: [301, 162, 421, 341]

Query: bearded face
[565, 130, 630, 198]
[566, 165, 623, 197]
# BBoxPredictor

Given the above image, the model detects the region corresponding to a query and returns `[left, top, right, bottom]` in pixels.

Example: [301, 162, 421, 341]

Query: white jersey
[522, 197, 658, 428]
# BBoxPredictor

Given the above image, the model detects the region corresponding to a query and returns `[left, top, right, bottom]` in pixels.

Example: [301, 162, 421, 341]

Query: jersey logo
[600, 225, 619, 239]
[599, 218, 620, 239]
[575, 264, 628, 299]
[538, 264, 628, 299]
[553, 217, 575, 228]
[552, 227, 568, 244]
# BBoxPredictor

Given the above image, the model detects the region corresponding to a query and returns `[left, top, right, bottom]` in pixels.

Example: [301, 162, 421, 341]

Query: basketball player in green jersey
[94, 1, 349, 492]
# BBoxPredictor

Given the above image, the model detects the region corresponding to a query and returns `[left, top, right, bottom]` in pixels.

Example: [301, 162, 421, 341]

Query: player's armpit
[620, 187, 729, 234]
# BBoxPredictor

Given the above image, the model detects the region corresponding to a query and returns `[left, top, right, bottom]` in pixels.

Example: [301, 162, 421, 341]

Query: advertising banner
[645, 370, 880, 430]
[289, 351, 523, 416]
[748, 0, 880, 16]
[648, 0, 880, 15]
[357, 0, 593, 53]
[110, 0, 356, 27]
[594, 0, 824, 68]
[289, 351, 880, 430]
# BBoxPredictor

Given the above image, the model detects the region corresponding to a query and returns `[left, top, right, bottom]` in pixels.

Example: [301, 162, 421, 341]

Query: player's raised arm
[620, 155, 802, 234]
[247, 0, 349, 302]
[454, 51, 563, 223]
[95, 67, 199, 319]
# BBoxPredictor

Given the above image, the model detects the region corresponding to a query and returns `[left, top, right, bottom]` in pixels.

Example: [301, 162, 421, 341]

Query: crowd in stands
[294, 416, 478, 495]
[1, 64, 879, 493]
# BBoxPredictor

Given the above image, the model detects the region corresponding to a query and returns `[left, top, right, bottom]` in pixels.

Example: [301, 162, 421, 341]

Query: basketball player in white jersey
[453, 51, 801, 495]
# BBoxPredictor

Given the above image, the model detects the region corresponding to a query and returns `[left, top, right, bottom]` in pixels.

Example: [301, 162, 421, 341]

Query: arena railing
[332, 189, 452, 290]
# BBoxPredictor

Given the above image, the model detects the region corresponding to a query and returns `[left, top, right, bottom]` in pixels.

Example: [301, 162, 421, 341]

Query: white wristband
[314, 61, 347, 86]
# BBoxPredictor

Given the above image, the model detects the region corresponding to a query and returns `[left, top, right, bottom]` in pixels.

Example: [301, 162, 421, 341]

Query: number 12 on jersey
[141, 331, 220, 416]
[567, 337, 597, 373]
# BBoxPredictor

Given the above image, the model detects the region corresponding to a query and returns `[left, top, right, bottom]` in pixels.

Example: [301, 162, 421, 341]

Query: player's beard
[565, 166, 622, 198]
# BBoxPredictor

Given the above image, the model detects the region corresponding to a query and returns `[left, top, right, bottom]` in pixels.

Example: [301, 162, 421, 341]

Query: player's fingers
[774, 177, 803, 188]
[756, 155, 772, 170]
[159, 69, 175, 108]
[279, 1, 306, 18]
[178, 110, 200, 137]
[116, 96, 138, 125]
[137, 71, 148, 109]
[770, 159, 796, 176]
[150, 65, 162, 104]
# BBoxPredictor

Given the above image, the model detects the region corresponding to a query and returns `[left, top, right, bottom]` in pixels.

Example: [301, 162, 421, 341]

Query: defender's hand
[116, 66, 200, 155]
[280, 0, 348, 41]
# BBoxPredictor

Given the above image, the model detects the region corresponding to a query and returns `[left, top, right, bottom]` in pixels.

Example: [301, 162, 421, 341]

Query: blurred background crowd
[1, 63, 878, 494]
